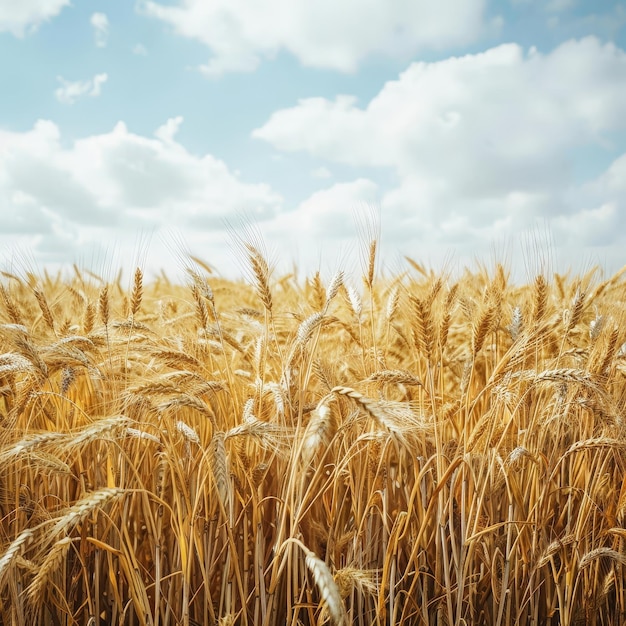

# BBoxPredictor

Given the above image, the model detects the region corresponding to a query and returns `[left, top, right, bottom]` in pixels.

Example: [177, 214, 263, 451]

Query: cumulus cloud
[0, 118, 283, 274]
[55, 73, 108, 104]
[90, 12, 109, 48]
[253, 36, 626, 274]
[4, 32, 626, 277]
[138, 0, 487, 75]
[550, 153, 626, 250]
[254, 38, 626, 178]
[0, 0, 70, 37]
[241, 179, 378, 274]
[268, 179, 379, 239]
[0, 198, 53, 234]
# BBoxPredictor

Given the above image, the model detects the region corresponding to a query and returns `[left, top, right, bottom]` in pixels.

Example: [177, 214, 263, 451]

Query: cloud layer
[253, 37, 626, 272]
[139, 0, 487, 75]
[0, 118, 283, 273]
[2, 6, 625, 279]
[0, 0, 69, 36]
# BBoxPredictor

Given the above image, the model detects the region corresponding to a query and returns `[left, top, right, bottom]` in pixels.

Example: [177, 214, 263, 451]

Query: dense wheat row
[1, 246, 626, 625]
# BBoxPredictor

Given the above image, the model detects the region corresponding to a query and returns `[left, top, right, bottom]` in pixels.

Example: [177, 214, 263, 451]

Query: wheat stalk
[3, 253, 626, 624]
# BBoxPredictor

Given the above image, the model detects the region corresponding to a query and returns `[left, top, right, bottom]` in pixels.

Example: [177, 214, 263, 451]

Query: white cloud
[138, 0, 487, 75]
[0, 0, 70, 37]
[250, 179, 379, 274]
[154, 116, 184, 143]
[4, 33, 626, 278]
[132, 43, 148, 56]
[254, 38, 626, 180]
[253, 37, 626, 275]
[90, 12, 109, 48]
[600, 152, 626, 196]
[269, 179, 379, 238]
[0, 118, 283, 275]
[254, 38, 626, 194]
[552, 202, 620, 247]
[554, 153, 626, 251]
[55, 73, 108, 104]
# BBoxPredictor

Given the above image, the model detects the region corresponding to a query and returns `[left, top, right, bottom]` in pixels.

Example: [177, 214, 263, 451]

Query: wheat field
[1, 244, 626, 625]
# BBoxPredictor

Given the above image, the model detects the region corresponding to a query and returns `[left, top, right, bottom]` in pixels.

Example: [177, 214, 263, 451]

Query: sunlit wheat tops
[2, 258, 626, 626]
[98, 284, 109, 326]
[130, 267, 143, 318]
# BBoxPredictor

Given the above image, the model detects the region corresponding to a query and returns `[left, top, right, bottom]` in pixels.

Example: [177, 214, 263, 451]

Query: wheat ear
[411, 296, 435, 358]
[27, 537, 73, 604]
[33, 288, 55, 333]
[0, 530, 34, 588]
[0, 284, 23, 325]
[279, 538, 346, 626]
[50, 489, 124, 537]
[533, 274, 548, 323]
[324, 270, 344, 309]
[210, 431, 231, 516]
[246, 243, 273, 313]
[98, 285, 110, 326]
[83, 301, 96, 334]
[301, 394, 337, 465]
[305, 548, 347, 626]
[579, 547, 626, 569]
[130, 267, 143, 317]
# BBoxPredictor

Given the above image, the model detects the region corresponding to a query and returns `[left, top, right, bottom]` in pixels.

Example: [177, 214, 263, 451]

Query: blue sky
[1, 0, 626, 280]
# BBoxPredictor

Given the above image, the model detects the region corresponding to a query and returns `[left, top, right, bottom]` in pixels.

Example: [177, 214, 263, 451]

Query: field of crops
[2, 243, 626, 625]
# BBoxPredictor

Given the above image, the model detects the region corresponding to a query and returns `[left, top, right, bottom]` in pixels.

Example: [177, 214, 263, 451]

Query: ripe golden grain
[1, 258, 626, 625]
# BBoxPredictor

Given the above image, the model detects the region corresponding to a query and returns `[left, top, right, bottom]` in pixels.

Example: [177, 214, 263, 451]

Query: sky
[1, 0, 626, 282]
